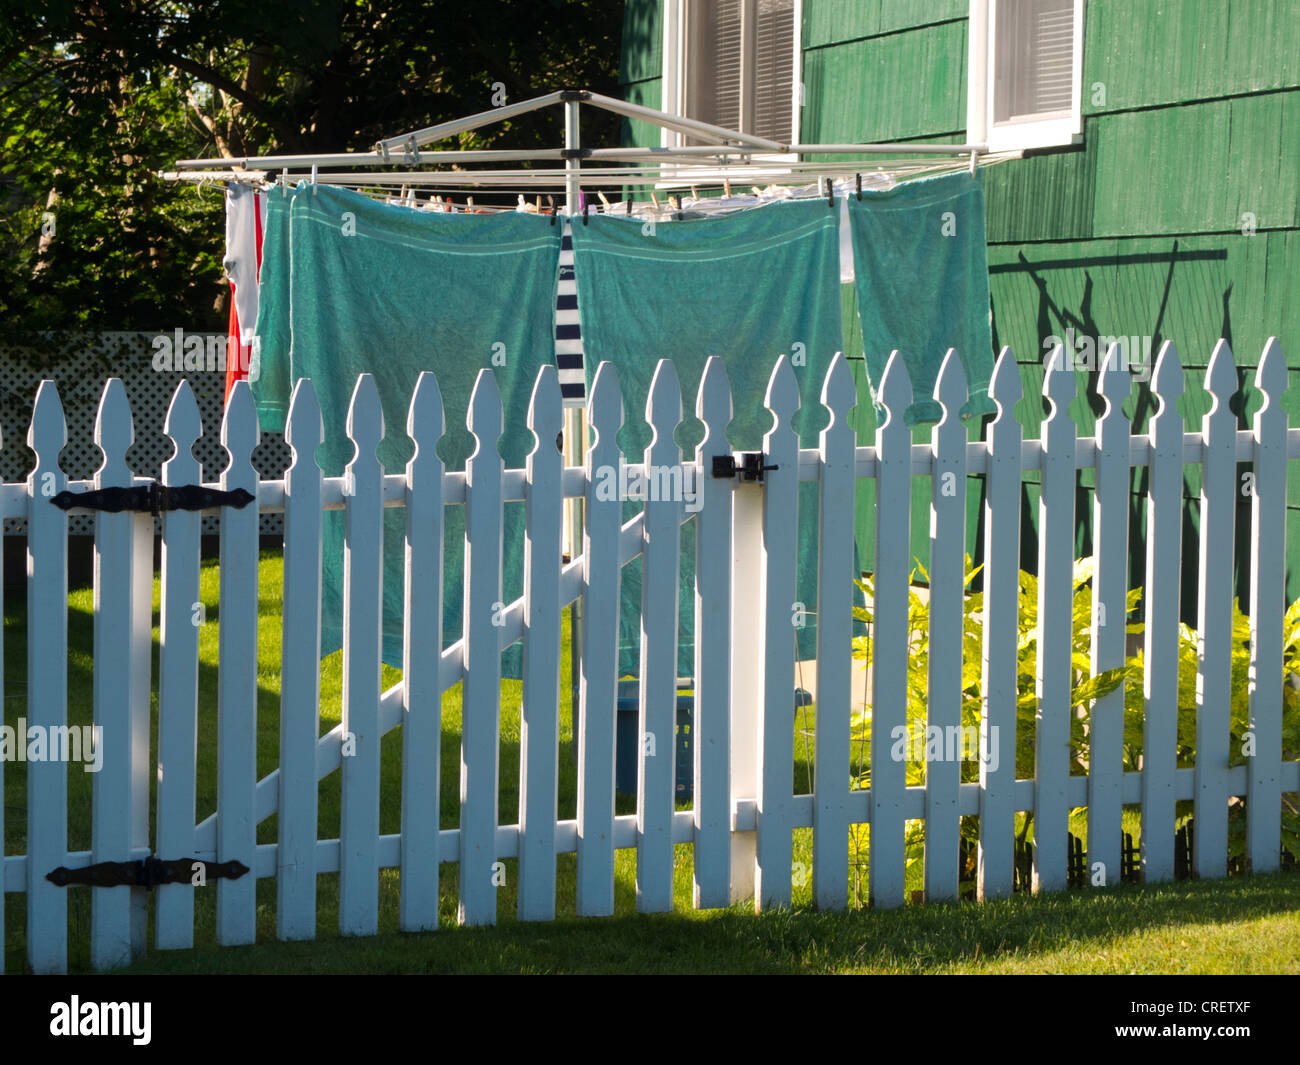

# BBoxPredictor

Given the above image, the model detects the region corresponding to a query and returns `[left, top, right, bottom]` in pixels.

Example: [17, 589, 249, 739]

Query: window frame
[658, 0, 802, 181]
[969, 0, 1086, 153]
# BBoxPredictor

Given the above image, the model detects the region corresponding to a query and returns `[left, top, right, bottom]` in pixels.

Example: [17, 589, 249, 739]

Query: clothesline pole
[563, 93, 585, 738]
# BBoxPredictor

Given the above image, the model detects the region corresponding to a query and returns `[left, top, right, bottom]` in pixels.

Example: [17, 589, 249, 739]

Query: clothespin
[827, 178, 835, 209]
[626, 197, 633, 215]
[649, 190, 659, 210]
[467, 196, 475, 210]
[856, 173, 862, 200]
[597, 190, 611, 210]
[669, 195, 680, 211]
[690, 185, 699, 203]
[310, 164, 318, 195]
[723, 178, 732, 198]
[582, 200, 589, 225]
[548, 193, 556, 225]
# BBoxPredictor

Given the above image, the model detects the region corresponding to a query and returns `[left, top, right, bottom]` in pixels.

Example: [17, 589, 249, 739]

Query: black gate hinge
[49, 482, 256, 515]
[46, 856, 251, 890]
[711, 452, 779, 483]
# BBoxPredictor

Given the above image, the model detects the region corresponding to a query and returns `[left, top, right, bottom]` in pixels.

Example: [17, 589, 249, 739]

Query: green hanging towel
[571, 198, 845, 676]
[252, 184, 562, 673]
[847, 170, 997, 424]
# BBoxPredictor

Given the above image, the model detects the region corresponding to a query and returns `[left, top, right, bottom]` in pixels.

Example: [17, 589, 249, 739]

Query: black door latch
[711, 452, 779, 483]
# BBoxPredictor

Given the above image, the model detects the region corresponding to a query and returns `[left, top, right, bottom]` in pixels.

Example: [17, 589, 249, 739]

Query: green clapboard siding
[1084, 0, 1300, 115]
[986, 93, 1300, 242]
[803, 0, 966, 50]
[801, 21, 968, 143]
[620, 0, 663, 85]
[620, 78, 663, 149]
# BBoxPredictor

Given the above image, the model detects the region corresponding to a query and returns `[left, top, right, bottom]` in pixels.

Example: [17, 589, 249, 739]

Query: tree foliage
[0, 0, 625, 331]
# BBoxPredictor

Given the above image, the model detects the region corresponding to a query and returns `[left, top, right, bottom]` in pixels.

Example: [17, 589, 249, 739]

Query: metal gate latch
[49, 482, 256, 515]
[711, 452, 779, 483]
[46, 857, 251, 890]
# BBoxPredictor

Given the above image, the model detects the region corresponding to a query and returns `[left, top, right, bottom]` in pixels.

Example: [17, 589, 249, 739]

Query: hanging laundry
[846, 169, 997, 424]
[571, 198, 845, 675]
[251, 183, 562, 674]
[223, 183, 268, 403]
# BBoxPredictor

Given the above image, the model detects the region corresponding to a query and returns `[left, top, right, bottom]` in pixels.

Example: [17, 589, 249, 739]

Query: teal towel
[252, 184, 562, 672]
[571, 199, 845, 675]
[847, 170, 997, 424]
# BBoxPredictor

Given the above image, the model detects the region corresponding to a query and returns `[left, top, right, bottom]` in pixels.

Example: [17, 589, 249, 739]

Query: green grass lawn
[4, 549, 1299, 974]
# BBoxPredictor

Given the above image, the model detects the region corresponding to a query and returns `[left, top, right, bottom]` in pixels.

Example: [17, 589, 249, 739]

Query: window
[661, 0, 801, 149]
[969, 0, 1085, 153]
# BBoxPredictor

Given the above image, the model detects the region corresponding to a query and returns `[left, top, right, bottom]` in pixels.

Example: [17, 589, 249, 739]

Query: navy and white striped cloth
[556, 220, 586, 404]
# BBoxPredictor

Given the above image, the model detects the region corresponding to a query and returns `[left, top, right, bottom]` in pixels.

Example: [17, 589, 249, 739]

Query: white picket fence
[3, 337, 1297, 974]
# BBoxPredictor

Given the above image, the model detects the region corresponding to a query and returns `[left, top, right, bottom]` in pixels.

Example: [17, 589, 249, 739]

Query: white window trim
[968, 0, 1085, 154]
[658, 0, 801, 186]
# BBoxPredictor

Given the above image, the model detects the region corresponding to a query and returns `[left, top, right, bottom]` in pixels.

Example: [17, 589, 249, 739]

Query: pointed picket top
[819, 351, 855, 434]
[645, 359, 683, 458]
[346, 373, 385, 465]
[94, 378, 134, 486]
[587, 360, 624, 456]
[528, 364, 563, 456]
[1254, 337, 1288, 415]
[877, 349, 913, 430]
[933, 348, 969, 429]
[285, 377, 323, 462]
[1041, 343, 1076, 425]
[29, 379, 66, 457]
[467, 368, 503, 464]
[1149, 342, 1185, 433]
[220, 379, 261, 483]
[407, 370, 446, 452]
[763, 354, 800, 441]
[162, 379, 202, 482]
[1098, 341, 1131, 413]
[695, 356, 733, 454]
[1202, 340, 1237, 435]
[988, 346, 1022, 415]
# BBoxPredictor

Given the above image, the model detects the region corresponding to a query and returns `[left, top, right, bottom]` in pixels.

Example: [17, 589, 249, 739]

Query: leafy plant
[848, 554, 1300, 885]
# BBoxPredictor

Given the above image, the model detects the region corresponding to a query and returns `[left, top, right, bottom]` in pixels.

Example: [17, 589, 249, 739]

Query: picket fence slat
[90, 380, 139, 971]
[755, 355, 799, 912]
[1247, 338, 1287, 873]
[155, 382, 203, 950]
[339, 375, 384, 936]
[1088, 344, 1131, 889]
[10, 339, 1300, 971]
[518, 367, 562, 921]
[978, 348, 1021, 900]
[27, 382, 69, 974]
[1034, 347, 1076, 893]
[277, 380, 324, 941]
[637, 360, 683, 913]
[212, 383, 260, 946]
[925, 351, 967, 902]
[401, 372, 444, 931]
[869, 353, 912, 910]
[461, 370, 504, 926]
[812, 353, 855, 911]
[577, 363, 622, 917]
[1194, 342, 1237, 880]
[1141, 343, 1184, 883]
[693, 357, 733, 909]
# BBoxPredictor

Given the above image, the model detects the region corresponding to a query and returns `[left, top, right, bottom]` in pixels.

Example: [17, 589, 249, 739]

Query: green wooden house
[617, 0, 1300, 610]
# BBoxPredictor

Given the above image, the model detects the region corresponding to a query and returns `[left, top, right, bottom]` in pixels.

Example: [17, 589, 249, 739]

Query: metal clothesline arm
[581, 90, 787, 153]
[374, 90, 568, 152]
